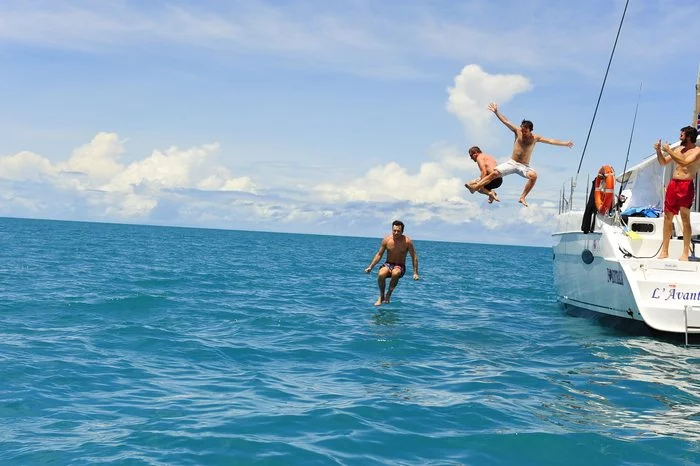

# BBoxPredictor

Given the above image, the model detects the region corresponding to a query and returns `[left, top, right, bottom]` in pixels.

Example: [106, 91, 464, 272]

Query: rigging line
[617, 82, 643, 201]
[574, 0, 630, 182]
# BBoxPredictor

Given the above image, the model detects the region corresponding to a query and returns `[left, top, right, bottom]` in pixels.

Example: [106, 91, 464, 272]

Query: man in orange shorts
[654, 126, 700, 260]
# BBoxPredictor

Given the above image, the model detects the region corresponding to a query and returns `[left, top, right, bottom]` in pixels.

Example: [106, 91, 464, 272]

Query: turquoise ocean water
[1, 217, 699, 465]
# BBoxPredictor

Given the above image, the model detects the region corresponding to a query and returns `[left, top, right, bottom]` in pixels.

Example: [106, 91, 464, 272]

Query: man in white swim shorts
[467, 102, 574, 206]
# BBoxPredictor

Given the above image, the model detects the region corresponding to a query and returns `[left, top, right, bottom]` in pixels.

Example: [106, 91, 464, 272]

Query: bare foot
[519, 197, 529, 207]
[488, 192, 500, 204]
[679, 256, 689, 262]
[465, 183, 476, 194]
[374, 299, 382, 306]
[657, 253, 668, 259]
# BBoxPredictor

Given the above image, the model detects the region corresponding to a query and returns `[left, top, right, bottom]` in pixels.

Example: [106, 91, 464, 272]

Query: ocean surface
[1, 217, 699, 466]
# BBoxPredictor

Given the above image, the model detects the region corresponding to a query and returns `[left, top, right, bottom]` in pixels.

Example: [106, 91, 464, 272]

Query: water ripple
[1, 219, 699, 464]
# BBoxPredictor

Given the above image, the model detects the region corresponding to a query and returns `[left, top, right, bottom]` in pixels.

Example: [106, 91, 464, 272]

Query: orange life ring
[594, 165, 615, 215]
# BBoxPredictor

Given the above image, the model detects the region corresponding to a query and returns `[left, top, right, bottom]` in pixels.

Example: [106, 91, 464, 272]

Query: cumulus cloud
[198, 169, 255, 192]
[0, 123, 558, 244]
[312, 161, 465, 204]
[446, 64, 532, 141]
[0, 151, 56, 181]
[0, 133, 257, 220]
[60, 132, 125, 182]
[104, 143, 218, 192]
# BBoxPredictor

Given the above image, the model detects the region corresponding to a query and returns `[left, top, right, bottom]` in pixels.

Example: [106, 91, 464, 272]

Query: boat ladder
[683, 305, 700, 346]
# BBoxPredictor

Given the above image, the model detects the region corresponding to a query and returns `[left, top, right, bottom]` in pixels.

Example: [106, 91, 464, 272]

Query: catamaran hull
[553, 231, 641, 321]
[553, 211, 700, 335]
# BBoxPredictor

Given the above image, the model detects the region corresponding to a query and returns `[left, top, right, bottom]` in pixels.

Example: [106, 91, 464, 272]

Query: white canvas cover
[616, 140, 693, 212]
[617, 153, 667, 212]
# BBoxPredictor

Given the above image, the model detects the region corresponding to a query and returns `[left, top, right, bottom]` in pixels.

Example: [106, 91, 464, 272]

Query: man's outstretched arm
[488, 102, 518, 133]
[537, 136, 574, 148]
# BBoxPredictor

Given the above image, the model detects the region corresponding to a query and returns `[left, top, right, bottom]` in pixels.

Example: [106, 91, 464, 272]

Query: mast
[695, 66, 700, 212]
[696, 65, 700, 131]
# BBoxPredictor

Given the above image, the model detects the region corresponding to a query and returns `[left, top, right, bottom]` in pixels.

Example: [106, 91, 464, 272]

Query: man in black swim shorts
[364, 220, 419, 306]
[465, 146, 502, 204]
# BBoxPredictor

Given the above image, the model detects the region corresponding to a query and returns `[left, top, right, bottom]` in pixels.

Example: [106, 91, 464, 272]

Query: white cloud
[100, 192, 158, 219]
[312, 160, 466, 204]
[198, 170, 256, 192]
[105, 143, 218, 192]
[0, 135, 256, 221]
[60, 132, 125, 182]
[0, 150, 56, 181]
[447, 64, 532, 142]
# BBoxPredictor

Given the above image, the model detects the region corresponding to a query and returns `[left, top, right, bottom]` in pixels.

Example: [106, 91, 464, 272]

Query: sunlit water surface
[1, 218, 699, 465]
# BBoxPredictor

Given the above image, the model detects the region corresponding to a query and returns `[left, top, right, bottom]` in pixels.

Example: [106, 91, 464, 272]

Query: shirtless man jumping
[465, 146, 502, 204]
[654, 126, 700, 260]
[364, 220, 419, 306]
[467, 102, 574, 206]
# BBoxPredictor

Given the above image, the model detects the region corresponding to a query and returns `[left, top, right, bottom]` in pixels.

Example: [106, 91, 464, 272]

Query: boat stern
[626, 259, 700, 333]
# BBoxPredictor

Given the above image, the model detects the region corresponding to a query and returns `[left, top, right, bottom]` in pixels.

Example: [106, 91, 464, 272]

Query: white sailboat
[552, 68, 700, 341]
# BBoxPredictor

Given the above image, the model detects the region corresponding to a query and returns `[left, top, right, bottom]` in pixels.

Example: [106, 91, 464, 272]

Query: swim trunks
[484, 177, 503, 190]
[664, 179, 695, 215]
[381, 262, 405, 277]
[494, 159, 534, 179]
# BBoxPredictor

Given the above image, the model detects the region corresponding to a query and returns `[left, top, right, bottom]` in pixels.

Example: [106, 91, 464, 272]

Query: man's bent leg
[375, 266, 390, 305]
[384, 269, 403, 303]
[519, 171, 537, 207]
[478, 188, 499, 203]
[465, 178, 480, 194]
[470, 171, 500, 192]
[658, 211, 674, 259]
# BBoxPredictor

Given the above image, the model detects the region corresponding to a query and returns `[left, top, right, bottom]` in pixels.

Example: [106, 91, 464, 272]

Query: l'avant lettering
[651, 287, 700, 301]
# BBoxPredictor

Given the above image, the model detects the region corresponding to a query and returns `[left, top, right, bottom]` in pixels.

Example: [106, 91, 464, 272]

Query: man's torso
[478, 154, 497, 175]
[384, 235, 410, 264]
[672, 145, 700, 180]
[512, 130, 537, 165]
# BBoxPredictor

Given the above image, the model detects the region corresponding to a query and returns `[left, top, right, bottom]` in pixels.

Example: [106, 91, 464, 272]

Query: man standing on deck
[465, 146, 502, 204]
[654, 126, 700, 260]
[467, 102, 574, 206]
[364, 220, 419, 306]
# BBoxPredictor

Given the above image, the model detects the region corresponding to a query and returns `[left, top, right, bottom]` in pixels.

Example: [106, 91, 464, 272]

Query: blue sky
[1, 0, 698, 246]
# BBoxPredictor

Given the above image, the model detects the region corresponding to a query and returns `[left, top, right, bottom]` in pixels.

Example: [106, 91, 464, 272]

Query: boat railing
[559, 175, 590, 215]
